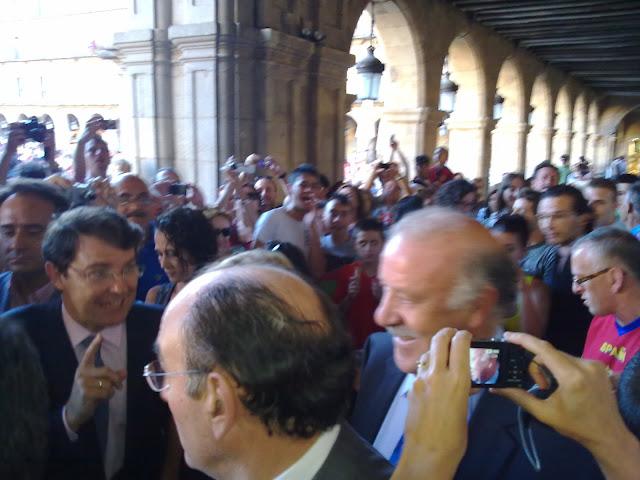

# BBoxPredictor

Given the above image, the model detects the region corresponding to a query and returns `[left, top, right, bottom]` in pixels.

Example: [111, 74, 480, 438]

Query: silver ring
[98, 380, 103, 389]
[416, 360, 428, 372]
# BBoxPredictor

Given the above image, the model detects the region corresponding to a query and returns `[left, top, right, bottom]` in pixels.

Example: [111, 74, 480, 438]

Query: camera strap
[516, 385, 545, 472]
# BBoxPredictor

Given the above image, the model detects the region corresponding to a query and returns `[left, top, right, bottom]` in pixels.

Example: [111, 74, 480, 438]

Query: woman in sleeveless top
[145, 207, 218, 306]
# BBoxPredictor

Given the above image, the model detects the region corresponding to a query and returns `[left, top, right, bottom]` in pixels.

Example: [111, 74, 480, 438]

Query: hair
[540, 185, 591, 216]
[515, 187, 541, 212]
[353, 217, 385, 238]
[43, 207, 143, 274]
[434, 179, 476, 209]
[616, 173, 638, 185]
[618, 350, 640, 440]
[395, 195, 423, 222]
[182, 269, 354, 438]
[415, 154, 430, 169]
[203, 207, 232, 224]
[533, 160, 559, 179]
[266, 241, 311, 278]
[288, 164, 319, 185]
[627, 181, 640, 215]
[326, 193, 350, 207]
[497, 173, 525, 212]
[210, 249, 294, 271]
[156, 207, 217, 269]
[319, 174, 330, 190]
[573, 227, 640, 283]
[0, 321, 48, 480]
[335, 183, 366, 220]
[11, 162, 48, 180]
[490, 214, 530, 249]
[154, 167, 179, 183]
[391, 208, 517, 319]
[588, 178, 617, 200]
[0, 178, 69, 214]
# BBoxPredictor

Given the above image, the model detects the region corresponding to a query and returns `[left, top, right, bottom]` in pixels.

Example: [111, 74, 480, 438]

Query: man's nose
[374, 292, 397, 328]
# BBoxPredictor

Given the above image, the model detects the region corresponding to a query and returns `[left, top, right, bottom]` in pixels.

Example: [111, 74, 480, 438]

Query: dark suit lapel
[456, 393, 519, 480]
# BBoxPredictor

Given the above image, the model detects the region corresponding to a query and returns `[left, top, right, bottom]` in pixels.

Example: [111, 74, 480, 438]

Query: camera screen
[470, 347, 500, 385]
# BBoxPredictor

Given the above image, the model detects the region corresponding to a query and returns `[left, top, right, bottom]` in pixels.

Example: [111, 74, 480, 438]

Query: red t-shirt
[582, 314, 640, 374]
[320, 262, 384, 349]
[426, 165, 454, 186]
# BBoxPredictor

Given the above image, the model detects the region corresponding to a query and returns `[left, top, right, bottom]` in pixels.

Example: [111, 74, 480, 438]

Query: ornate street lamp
[356, 3, 385, 100]
[493, 94, 505, 121]
[439, 57, 458, 114]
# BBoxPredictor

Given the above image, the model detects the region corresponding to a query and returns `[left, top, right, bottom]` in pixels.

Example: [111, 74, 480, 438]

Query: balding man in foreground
[350, 208, 603, 479]
[148, 265, 393, 480]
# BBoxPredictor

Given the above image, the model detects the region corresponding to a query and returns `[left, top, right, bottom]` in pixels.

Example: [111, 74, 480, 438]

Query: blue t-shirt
[136, 224, 168, 301]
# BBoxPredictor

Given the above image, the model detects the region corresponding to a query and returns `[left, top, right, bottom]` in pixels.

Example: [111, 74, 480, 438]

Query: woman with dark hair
[479, 173, 525, 227]
[145, 207, 217, 306]
[336, 183, 369, 221]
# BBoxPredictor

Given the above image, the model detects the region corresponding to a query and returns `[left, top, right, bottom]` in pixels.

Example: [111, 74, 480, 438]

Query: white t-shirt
[253, 206, 308, 256]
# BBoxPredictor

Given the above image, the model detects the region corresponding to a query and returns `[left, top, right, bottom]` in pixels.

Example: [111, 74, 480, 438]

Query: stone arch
[552, 83, 573, 161]
[446, 34, 486, 178]
[345, 0, 423, 182]
[571, 93, 588, 162]
[613, 108, 640, 175]
[586, 99, 603, 169]
[526, 72, 554, 175]
[40, 114, 54, 128]
[17, 113, 27, 121]
[490, 57, 526, 185]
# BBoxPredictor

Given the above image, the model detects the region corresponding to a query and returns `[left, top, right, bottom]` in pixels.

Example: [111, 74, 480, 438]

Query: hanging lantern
[356, 3, 385, 101]
[439, 71, 458, 114]
[493, 94, 505, 121]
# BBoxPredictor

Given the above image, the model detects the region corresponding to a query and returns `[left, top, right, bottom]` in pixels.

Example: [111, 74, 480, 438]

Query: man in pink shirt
[572, 227, 640, 373]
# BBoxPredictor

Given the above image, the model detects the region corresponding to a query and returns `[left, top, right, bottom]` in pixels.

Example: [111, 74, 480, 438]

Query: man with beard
[349, 207, 603, 479]
[0, 180, 68, 312]
[112, 174, 167, 300]
[253, 164, 325, 278]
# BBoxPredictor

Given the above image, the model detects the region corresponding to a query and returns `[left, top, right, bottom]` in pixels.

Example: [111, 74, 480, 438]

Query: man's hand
[265, 155, 285, 178]
[495, 332, 627, 450]
[64, 334, 126, 433]
[5, 123, 27, 154]
[78, 116, 103, 144]
[396, 328, 471, 479]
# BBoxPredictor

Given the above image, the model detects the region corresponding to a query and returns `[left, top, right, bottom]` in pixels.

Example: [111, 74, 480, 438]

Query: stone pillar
[255, 29, 315, 172]
[447, 117, 494, 181]
[376, 107, 443, 178]
[571, 131, 587, 162]
[490, 122, 530, 183]
[587, 133, 604, 171]
[553, 129, 574, 162]
[310, 45, 356, 181]
[113, 26, 175, 181]
[526, 126, 555, 175]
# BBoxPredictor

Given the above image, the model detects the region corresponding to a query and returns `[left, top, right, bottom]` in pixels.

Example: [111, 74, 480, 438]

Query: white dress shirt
[274, 424, 341, 480]
[373, 373, 415, 460]
[61, 304, 128, 480]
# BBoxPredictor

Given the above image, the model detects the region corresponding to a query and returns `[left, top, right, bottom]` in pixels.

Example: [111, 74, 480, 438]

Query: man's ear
[467, 285, 499, 334]
[204, 371, 238, 440]
[45, 261, 64, 290]
[611, 267, 625, 295]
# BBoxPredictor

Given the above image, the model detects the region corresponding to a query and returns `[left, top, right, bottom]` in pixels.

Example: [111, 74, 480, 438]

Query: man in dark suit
[151, 263, 392, 479]
[349, 207, 603, 479]
[3, 207, 169, 479]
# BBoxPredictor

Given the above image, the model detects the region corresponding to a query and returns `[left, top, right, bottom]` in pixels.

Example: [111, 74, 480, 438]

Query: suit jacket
[3, 300, 168, 480]
[350, 333, 604, 480]
[313, 423, 393, 480]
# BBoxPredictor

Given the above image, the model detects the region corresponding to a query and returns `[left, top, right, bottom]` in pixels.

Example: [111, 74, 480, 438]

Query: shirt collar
[61, 303, 124, 349]
[273, 424, 341, 480]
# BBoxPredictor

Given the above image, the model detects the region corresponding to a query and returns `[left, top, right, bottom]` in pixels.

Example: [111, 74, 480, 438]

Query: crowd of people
[2, 117, 640, 480]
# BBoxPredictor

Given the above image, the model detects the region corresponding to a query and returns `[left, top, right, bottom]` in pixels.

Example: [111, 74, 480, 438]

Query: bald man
[149, 265, 392, 479]
[112, 174, 167, 299]
[349, 207, 603, 479]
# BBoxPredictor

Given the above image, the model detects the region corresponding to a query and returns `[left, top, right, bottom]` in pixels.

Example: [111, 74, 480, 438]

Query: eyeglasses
[143, 360, 206, 392]
[573, 268, 611, 286]
[214, 227, 231, 237]
[69, 263, 142, 286]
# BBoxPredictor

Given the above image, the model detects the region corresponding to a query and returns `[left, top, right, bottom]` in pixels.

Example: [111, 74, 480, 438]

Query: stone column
[526, 126, 555, 175]
[587, 133, 604, 171]
[447, 117, 495, 181]
[553, 129, 574, 162]
[113, 27, 175, 181]
[571, 131, 587, 162]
